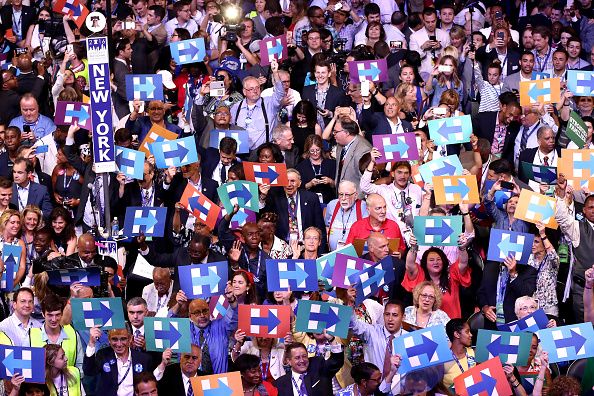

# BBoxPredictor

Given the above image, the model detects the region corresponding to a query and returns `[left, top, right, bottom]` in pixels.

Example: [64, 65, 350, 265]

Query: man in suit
[157, 344, 204, 395]
[518, 126, 559, 187]
[11, 157, 52, 219]
[478, 256, 537, 326]
[65, 234, 119, 273]
[0, 0, 35, 44]
[114, 161, 165, 223]
[333, 116, 372, 190]
[200, 137, 239, 185]
[471, 100, 522, 162]
[502, 51, 535, 93]
[409, 7, 450, 77]
[302, 60, 349, 128]
[275, 342, 344, 396]
[359, 96, 413, 141]
[112, 38, 133, 119]
[144, 6, 168, 69]
[261, 169, 327, 252]
[271, 125, 299, 168]
[83, 327, 171, 396]
[476, 27, 521, 80]
[138, 234, 224, 291]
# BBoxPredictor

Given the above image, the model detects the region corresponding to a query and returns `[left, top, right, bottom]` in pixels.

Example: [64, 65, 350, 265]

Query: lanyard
[142, 187, 154, 207]
[63, 172, 75, 191]
[244, 249, 262, 281]
[17, 187, 27, 211]
[57, 373, 65, 396]
[316, 85, 329, 109]
[156, 293, 168, 311]
[452, 351, 469, 373]
[291, 376, 307, 396]
[310, 160, 322, 176]
[12, 11, 22, 37]
[117, 362, 132, 386]
[489, 83, 501, 97]
[260, 361, 268, 380]
[340, 207, 353, 238]
[536, 48, 551, 72]
[245, 104, 257, 121]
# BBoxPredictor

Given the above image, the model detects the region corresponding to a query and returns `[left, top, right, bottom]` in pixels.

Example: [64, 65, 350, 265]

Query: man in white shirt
[165, 0, 199, 41]
[0, 288, 42, 346]
[383, 11, 407, 45]
[409, 7, 451, 77]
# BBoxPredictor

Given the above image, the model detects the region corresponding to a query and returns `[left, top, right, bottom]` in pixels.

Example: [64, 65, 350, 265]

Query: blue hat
[214, 56, 241, 78]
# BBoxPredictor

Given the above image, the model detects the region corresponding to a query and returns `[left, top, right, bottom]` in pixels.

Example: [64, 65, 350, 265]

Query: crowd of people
[1, 0, 594, 394]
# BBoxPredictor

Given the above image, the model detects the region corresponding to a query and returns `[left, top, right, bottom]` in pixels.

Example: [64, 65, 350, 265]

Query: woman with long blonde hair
[0, 209, 27, 288]
[44, 344, 82, 396]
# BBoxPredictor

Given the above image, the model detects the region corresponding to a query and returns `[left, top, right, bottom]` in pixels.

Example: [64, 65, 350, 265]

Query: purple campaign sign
[259, 35, 288, 66]
[55, 101, 91, 130]
[372, 133, 419, 163]
[348, 59, 388, 83]
[331, 253, 375, 288]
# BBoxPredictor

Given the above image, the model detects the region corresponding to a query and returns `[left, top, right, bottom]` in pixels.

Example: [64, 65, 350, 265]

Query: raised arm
[406, 234, 420, 279]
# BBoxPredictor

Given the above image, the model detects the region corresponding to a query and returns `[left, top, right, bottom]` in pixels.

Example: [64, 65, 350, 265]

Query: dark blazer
[200, 147, 239, 181]
[471, 111, 521, 163]
[0, 89, 20, 125]
[112, 59, 131, 119]
[275, 351, 344, 396]
[83, 347, 153, 396]
[143, 246, 226, 290]
[517, 147, 561, 184]
[262, 188, 328, 252]
[302, 84, 349, 127]
[0, 151, 11, 178]
[282, 146, 300, 169]
[11, 181, 53, 220]
[359, 107, 414, 142]
[0, 5, 35, 40]
[158, 365, 206, 396]
[476, 46, 521, 78]
[125, 116, 183, 145]
[112, 182, 166, 223]
[295, 158, 337, 203]
[477, 261, 538, 323]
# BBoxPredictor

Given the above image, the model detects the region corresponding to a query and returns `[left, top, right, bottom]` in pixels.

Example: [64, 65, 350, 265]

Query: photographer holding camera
[219, 18, 260, 68]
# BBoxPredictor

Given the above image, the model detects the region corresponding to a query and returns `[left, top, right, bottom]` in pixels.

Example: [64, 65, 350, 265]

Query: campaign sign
[295, 300, 352, 338]
[392, 326, 453, 375]
[71, 298, 126, 330]
[144, 317, 191, 353]
[372, 133, 419, 163]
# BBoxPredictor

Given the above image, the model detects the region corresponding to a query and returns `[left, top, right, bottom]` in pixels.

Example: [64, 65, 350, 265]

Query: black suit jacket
[83, 347, 153, 396]
[359, 108, 414, 142]
[302, 84, 349, 127]
[112, 60, 130, 119]
[476, 46, 521, 78]
[472, 111, 520, 163]
[275, 351, 344, 396]
[0, 151, 11, 178]
[263, 188, 328, 252]
[200, 147, 239, 181]
[477, 261, 538, 323]
[517, 147, 561, 184]
[112, 182, 166, 223]
[0, 5, 35, 40]
[158, 365, 206, 396]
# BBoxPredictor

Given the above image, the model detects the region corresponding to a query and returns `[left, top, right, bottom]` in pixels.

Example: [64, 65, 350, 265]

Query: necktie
[520, 126, 530, 151]
[289, 197, 297, 235]
[339, 147, 347, 162]
[299, 374, 308, 396]
[337, 147, 347, 181]
[220, 164, 226, 183]
[199, 329, 213, 374]
[400, 191, 407, 209]
[382, 334, 395, 379]
[187, 379, 194, 396]
[543, 156, 549, 166]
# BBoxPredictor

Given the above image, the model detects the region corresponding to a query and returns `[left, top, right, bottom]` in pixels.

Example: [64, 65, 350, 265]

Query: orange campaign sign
[179, 183, 221, 230]
[242, 162, 289, 186]
[138, 124, 179, 156]
[514, 189, 558, 229]
[558, 149, 594, 182]
[411, 164, 425, 190]
[238, 305, 291, 338]
[519, 78, 561, 106]
[190, 372, 243, 396]
[433, 175, 480, 205]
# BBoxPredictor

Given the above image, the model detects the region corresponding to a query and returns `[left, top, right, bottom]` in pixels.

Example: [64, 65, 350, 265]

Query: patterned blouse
[527, 251, 560, 313]
[403, 306, 451, 328]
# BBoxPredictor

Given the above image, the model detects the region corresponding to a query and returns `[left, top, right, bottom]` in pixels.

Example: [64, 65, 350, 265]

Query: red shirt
[402, 262, 471, 319]
[345, 217, 406, 253]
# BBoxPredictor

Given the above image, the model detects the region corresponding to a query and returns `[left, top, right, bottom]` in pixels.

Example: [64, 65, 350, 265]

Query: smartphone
[500, 181, 514, 190]
[390, 40, 403, 49]
[23, 125, 31, 133]
[35, 145, 49, 153]
[123, 21, 135, 30]
[67, 44, 74, 53]
[497, 31, 504, 40]
[438, 65, 452, 73]
[429, 35, 436, 41]
[316, 106, 325, 114]
[495, 10, 503, 20]
[361, 80, 370, 97]
[16, 48, 28, 56]
[433, 107, 447, 115]
[315, 175, 324, 180]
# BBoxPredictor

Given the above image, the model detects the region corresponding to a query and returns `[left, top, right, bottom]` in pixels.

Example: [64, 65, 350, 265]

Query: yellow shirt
[443, 347, 476, 389]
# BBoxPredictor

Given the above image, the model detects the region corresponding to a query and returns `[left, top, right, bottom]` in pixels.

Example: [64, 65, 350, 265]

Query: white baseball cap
[157, 70, 176, 90]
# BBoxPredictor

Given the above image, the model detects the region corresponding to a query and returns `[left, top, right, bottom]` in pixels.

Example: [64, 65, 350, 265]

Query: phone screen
[500, 181, 514, 190]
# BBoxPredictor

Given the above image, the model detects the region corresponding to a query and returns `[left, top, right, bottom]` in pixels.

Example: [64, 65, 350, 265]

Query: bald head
[368, 232, 389, 261]
[366, 193, 387, 223]
[77, 234, 97, 263]
[153, 268, 171, 296]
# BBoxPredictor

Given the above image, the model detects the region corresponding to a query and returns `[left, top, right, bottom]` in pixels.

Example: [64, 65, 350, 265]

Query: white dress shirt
[16, 183, 30, 211]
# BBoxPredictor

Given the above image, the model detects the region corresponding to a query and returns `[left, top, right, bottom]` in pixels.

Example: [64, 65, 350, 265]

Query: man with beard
[126, 99, 183, 144]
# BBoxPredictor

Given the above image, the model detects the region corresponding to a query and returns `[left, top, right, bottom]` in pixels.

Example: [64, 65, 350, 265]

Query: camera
[216, 74, 225, 81]
[470, 43, 476, 51]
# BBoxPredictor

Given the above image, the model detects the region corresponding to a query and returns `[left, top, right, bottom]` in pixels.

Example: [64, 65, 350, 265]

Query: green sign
[566, 111, 588, 148]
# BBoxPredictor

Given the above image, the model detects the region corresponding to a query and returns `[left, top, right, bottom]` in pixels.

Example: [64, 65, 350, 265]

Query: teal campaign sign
[316, 244, 358, 281]
[295, 300, 352, 338]
[475, 329, 532, 366]
[217, 181, 260, 213]
[427, 115, 472, 146]
[71, 298, 126, 330]
[145, 317, 192, 353]
[418, 155, 463, 184]
[413, 216, 462, 246]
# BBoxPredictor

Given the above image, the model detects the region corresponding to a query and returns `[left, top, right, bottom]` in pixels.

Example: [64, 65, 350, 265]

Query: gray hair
[272, 124, 292, 143]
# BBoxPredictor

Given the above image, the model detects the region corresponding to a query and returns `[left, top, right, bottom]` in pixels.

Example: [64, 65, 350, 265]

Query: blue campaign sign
[266, 259, 318, 291]
[209, 130, 250, 154]
[537, 322, 594, 363]
[354, 256, 395, 305]
[487, 229, 535, 264]
[567, 70, 594, 97]
[122, 207, 167, 237]
[86, 37, 116, 173]
[418, 155, 463, 184]
[178, 261, 228, 299]
[427, 115, 472, 146]
[125, 74, 164, 101]
[116, 146, 145, 180]
[393, 326, 453, 374]
[71, 298, 126, 330]
[498, 309, 549, 333]
[47, 267, 101, 286]
[0, 345, 46, 382]
[151, 136, 199, 168]
[1, 244, 20, 292]
[294, 300, 352, 338]
[170, 38, 206, 65]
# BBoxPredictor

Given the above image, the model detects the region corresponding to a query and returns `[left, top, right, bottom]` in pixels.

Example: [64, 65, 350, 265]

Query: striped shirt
[473, 64, 503, 112]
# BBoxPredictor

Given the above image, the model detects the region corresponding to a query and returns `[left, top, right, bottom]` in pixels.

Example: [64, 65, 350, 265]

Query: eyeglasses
[214, 111, 230, 116]
[420, 293, 436, 301]
[323, 39, 332, 43]
[338, 192, 356, 198]
[333, 129, 346, 135]
[190, 309, 210, 316]
[244, 86, 260, 92]
[519, 305, 537, 312]
[149, 107, 164, 111]
[309, 148, 321, 154]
